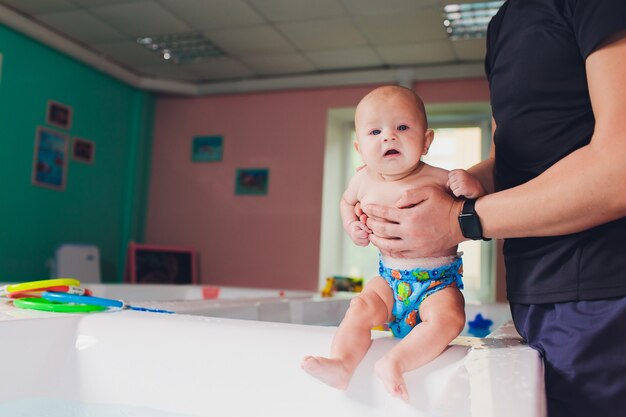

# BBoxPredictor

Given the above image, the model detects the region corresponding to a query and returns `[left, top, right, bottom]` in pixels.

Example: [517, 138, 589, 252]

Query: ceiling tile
[0, 0, 74, 14]
[435, 0, 483, 5]
[207, 25, 295, 57]
[247, 0, 346, 23]
[72, 0, 145, 5]
[239, 53, 315, 75]
[93, 41, 167, 66]
[355, 8, 448, 45]
[306, 47, 382, 70]
[136, 63, 201, 81]
[376, 41, 455, 65]
[184, 58, 255, 80]
[158, 0, 264, 30]
[276, 18, 368, 51]
[89, 1, 192, 37]
[451, 38, 486, 61]
[340, 0, 436, 16]
[36, 10, 126, 43]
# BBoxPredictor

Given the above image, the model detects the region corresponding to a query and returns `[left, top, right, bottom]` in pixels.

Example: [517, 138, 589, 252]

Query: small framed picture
[235, 168, 269, 195]
[192, 135, 223, 162]
[32, 126, 69, 190]
[72, 137, 95, 164]
[46, 100, 73, 130]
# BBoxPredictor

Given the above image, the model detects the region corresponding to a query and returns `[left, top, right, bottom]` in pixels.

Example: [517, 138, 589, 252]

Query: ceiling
[0, 0, 488, 90]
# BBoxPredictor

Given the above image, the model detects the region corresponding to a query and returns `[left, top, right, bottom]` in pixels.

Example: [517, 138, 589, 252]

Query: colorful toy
[8, 285, 92, 299]
[467, 313, 494, 337]
[321, 278, 335, 297]
[3, 278, 174, 314]
[13, 297, 106, 313]
[0, 278, 80, 297]
[321, 276, 364, 297]
[42, 291, 174, 314]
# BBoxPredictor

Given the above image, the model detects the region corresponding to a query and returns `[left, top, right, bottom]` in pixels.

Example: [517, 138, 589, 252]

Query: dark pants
[511, 297, 626, 417]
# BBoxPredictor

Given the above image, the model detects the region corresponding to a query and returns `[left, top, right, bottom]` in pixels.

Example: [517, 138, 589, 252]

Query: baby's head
[354, 85, 433, 178]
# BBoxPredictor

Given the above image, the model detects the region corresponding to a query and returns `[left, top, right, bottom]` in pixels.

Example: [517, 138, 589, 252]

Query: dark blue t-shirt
[485, 0, 626, 303]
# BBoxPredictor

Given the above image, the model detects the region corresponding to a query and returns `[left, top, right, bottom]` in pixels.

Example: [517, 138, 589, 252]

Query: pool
[0, 297, 545, 417]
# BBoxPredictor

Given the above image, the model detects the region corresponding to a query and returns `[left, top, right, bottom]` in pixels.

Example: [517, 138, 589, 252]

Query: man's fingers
[395, 187, 432, 209]
[366, 217, 400, 239]
[357, 223, 371, 234]
[369, 234, 402, 253]
[363, 204, 401, 223]
[354, 201, 363, 217]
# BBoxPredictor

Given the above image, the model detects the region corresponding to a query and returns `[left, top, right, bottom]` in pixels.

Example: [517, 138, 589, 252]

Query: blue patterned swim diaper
[380, 256, 464, 338]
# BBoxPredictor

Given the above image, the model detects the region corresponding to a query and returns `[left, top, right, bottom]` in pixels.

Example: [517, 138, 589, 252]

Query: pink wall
[146, 78, 490, 290]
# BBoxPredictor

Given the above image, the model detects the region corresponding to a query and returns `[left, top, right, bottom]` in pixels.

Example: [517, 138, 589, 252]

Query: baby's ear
[422, 129, 434, 155]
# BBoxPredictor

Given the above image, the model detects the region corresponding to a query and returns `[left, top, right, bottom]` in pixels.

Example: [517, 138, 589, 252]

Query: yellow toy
[321, 277, 335, 297]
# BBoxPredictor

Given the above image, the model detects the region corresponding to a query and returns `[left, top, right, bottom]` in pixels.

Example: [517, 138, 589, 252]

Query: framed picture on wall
[235, 168, 269, 195]
[31, 126, 69, 190]
[72, 137, 95, 164]
[46, 100, 73, 130]
[125, 242, 198, 285]
[192, 135, 223, 162]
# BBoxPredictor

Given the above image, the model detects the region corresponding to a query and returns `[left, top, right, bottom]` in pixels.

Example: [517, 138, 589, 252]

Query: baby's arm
[447, 169, 487, 199]
[340, 174, 371, 247]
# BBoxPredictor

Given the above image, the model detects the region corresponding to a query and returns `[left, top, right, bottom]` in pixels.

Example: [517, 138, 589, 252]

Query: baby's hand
[348, 220, 371, 247]
[447, 169, 486, 198]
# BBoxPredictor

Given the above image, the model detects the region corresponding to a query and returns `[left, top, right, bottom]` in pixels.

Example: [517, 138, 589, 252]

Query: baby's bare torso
[355, 163, 445, 206]
[353, 163, 457, 259]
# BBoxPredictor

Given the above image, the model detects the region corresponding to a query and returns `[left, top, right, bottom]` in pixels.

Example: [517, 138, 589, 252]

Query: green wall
[0, 24, 154, 282]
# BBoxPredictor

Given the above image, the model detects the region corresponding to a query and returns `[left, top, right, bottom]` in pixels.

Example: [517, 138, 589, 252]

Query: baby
[302, 85, 485, 400]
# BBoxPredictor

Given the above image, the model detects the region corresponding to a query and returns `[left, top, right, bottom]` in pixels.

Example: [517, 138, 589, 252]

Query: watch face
[459, 212, 482, 240]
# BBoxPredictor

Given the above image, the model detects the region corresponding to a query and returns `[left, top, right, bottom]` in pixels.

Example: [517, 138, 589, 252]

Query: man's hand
[354, 201, 368, 225]
[363, 186, 466, 257]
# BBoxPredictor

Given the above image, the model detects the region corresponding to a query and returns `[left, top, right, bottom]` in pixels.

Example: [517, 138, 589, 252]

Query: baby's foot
[374, 356, 409, 400]
[301, 356, 351, 390]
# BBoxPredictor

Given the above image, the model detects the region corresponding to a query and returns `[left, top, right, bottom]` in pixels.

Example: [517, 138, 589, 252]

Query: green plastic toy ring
[13, 297, 107, 313]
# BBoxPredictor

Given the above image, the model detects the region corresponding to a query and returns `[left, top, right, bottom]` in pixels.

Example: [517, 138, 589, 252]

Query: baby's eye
[398, 125, 409, 131]
[370, 129, 381, 135]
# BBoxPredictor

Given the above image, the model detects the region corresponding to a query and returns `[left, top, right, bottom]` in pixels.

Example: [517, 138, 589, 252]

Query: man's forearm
[476, 142, 626, 239]
[467, 157, 495, 195]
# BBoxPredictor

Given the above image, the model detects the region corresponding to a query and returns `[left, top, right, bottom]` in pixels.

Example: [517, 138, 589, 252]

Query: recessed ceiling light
[137, 32, 226, 64]
[442, 1, 504, 40]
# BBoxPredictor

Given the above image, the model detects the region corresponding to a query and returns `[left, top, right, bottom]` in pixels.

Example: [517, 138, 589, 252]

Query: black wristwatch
[458, 199, 491, 241]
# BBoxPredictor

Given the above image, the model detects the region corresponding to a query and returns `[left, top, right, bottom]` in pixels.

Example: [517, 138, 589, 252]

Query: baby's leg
[302, 276, 393, 390]
[375, 286, 465, 400]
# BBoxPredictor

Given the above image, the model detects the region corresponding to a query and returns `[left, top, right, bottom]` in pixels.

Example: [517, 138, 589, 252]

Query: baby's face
[354, 92, 431, 177]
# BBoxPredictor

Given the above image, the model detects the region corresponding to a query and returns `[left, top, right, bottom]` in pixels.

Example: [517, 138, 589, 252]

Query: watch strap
[458, 199, 491, 241]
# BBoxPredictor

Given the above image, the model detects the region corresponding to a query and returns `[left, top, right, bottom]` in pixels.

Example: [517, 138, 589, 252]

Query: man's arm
[477, 31, 626, 238]
[467, 119, 496, 195]
[364, 32, 626, 256]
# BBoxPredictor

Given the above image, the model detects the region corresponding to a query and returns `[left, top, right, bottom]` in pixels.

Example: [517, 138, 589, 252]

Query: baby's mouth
[384, 149, 400, 157]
